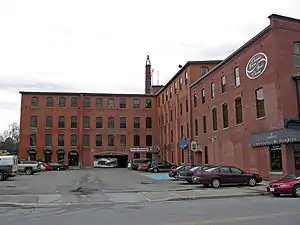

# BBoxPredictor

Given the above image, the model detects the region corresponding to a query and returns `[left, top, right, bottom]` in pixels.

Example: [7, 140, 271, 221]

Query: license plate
[270, 188, 274, 192]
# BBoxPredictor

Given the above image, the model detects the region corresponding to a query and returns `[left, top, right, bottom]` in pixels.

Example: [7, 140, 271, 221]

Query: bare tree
[0, 122, 20, 153]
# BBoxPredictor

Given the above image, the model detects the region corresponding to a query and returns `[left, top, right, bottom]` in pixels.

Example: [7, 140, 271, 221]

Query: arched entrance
[68, 150, 79, 166]
[44, 149, 52, 163]
[146, 152, 152, 160]
[28, 149, 37, 161]
[57, 149, 65, 163]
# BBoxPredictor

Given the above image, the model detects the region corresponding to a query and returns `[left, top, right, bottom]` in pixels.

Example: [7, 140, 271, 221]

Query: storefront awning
[250, 128, 300, 147]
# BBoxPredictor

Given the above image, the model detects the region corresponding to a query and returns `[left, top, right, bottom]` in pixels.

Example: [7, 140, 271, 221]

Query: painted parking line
[143, 173, 174, 180]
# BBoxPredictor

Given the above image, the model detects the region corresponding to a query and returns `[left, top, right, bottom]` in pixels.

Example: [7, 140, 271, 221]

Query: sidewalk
[0, 183, 269, 208]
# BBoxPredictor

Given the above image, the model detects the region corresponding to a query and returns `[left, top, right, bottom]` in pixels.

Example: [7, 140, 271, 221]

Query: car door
[229, 167, 247, 184]
[218, 166, 232, 184]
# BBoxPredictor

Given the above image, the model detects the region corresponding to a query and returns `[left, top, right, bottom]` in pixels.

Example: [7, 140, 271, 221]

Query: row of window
[29, 133, 153, 147]
[30, 116, 153, 129]
[31, 96, 152, 109]
[158, 66, 210, 106]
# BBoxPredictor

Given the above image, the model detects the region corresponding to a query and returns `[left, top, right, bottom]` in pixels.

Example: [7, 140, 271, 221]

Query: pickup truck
[0, 165, 13, 181]
[18, 161, 40, 175]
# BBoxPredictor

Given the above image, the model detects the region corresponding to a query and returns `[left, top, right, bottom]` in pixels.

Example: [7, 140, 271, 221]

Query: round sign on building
[246, 52, 268, 79]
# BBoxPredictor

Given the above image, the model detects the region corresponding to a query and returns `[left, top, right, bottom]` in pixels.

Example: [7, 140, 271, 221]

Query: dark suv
[131, 158, 152, 170]
[149, 161, 177, 173]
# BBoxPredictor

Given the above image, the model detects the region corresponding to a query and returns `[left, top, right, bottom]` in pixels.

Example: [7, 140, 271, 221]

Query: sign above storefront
[129, 148, 149, 152]
[149, 146, 160, 153]
[246, 52, 268, 79]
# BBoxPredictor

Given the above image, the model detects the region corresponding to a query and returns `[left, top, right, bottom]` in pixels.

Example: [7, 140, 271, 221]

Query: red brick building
[19, 14, 300, 177]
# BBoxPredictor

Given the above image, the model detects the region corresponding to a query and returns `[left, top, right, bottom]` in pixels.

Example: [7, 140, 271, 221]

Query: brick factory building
[19, 14, 300, 178]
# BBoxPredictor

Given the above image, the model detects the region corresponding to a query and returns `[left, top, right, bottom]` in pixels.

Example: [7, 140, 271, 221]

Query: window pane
[84, 117, 90, 129]
[134, 117, 140, 128]
[108, 99, 115, 109]
[71, 116, 77, 128]
[222, 103, 229, 128]
[120, 117, 126, 128]
[46, 97, 53, 107]
[212, 108, 218, 131]
[120, 135, 126, 146]
[45, 134, 52, 146]
[30, 116, 37, 127]
[71, 134, 77, 146]
[211, 83, 215, 99]
[96, 117, 103, 128]
[84, 98, 91, 108]
[134, 135, 140, 146]
[108, 135, 114, 146]
[234, 67, 240, 87]
[133, 99, 140, 108]
[146, 117, 152, 129]
[58, 134, 64, 146]
[71, 97, 78, 107]
[270, 145, 283, 171]
[83, 134, 90, 146]
[146, 135, 152, 146]
[96, 98, 103, 108]
[31, 97, 38, 107]
[46, 116, 52, 128]
[235, 98, 243, 124]
[58, 116, 65, 128]
[255, 88, 265, 118]
[59, 97, 66, 107]
[145, 99, 152, 108]
[96, 135, 102, 146]
[108, 117, 114, 128]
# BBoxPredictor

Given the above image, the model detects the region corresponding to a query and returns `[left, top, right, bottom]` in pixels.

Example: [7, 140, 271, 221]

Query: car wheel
[292, 184, 300, 197]
[25, 169, 32, 175]
[153, 168, 159, 173]
[0, 173, 3, 181]
[272, 193, 280, 197]
[248, 177, 257, 187]
[211, 178, 220, 188]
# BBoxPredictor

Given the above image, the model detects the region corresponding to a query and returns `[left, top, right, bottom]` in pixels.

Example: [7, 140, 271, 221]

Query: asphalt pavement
[1, 196, 300, 225]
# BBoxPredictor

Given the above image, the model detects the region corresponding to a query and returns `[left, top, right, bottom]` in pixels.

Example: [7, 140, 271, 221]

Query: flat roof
[19, 91, 155, 98]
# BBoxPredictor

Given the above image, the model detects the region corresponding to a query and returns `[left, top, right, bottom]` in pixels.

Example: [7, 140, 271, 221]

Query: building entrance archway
[28, 149, 37, 161]
[68, 150, 79, 166]
[57, 149, 65, 163]
[44, 149, 52, 163]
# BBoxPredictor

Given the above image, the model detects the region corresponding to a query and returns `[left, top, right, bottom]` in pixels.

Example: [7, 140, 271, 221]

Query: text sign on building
[130, 148, 149, 152]
[246, 52, 268, 79]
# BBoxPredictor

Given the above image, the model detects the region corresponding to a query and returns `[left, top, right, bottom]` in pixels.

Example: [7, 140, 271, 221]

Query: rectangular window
[294, 42, 300, 67]
[30, 134, 36, 146]
[84, 97, 91, 108]
[96, 117, 103, 128]
[204, 146, 208, 164]
[70, 134, 77, 146]
[255, 88, 265, 118]
[120, 135, 126, 147]
[211, 82, 215, 99]
[201, 88, 205, 104]
[170, 110, 173, 121]
[108, 98, 115, 109]
[46, 97, 53, 107]
[185, 71, 188, 85]
[174, 82, 177, 93]
[221, 75, 226, 93]
[222, 103, 229, 128]
[133, 135, 140, 146]
[31, 97, 38, 108]
[162, 94, 165, 104]
[83, 116, 90, 129]
[180, 125, 184, 138]
[234, 67, 240, 87]
[212, 108, 218, 131]
[108, 117, 114, 129]
[269, 145, 283, 171]
[146, 117, 152, 129]
[235, 97, 243, 124]
[185, 99, 188, 112]
[170, 87, 172, 99]
[171, 130, 173, 143]
[71, 116, 77, 129]
[201, 67, 209, 76]
[45, 134, 52, 147]
[58, 134, 64, 147]
[46, 116, 52, 128]
[179, 77, 183, 90]
[146, 135, 152, 146]
[83, 134, 90, 147]
[71, 97, 78, 108]
[203, 116, 207, 133]
[293, 143, 300, 169]
[96, 135, 102, 147]
[133, 99, 140, 108]
[96, 98, 103, 108]
[166, 91, 169, 101]
[58, 116, 65, 129]
[119, 98, 126, 108]
[193, 94, 197, 108]
[120, 117, 126, 129]
[180, 103, 183, 115]
[59, 97, 66, 107]
[195, 119, 199, 136]
[134, 117, 140, 128]
[145, 99, 152, 108]
[108, 135, 114, 146]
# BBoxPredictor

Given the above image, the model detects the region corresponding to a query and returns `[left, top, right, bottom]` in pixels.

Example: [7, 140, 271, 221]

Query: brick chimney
[145, 55, 151, 94]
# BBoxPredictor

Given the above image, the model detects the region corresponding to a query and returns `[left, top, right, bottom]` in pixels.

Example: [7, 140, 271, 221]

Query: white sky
[0, 0, 300, 132]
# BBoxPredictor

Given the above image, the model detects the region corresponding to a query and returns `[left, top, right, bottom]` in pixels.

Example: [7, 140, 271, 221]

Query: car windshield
[176, 165, 185, 170]
[190, 166, 200, 171]
[205, 167, 218, 172]
[282, 174, 300, 180]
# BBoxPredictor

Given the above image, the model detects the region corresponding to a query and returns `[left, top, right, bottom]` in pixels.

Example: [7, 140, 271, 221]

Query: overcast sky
[0, 0, 300, 132]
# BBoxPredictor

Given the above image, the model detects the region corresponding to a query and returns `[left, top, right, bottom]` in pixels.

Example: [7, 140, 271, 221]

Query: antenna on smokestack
[157, 71, 160, 85]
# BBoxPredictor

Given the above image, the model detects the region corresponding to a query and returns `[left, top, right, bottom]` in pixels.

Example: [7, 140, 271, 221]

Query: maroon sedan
[192, 166, 263, 188]
[266, 173, 300, 197]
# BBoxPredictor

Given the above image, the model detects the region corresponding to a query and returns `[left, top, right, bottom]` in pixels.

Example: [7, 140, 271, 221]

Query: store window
[269, 145, 283, 172]
[294, 143, 300, 169]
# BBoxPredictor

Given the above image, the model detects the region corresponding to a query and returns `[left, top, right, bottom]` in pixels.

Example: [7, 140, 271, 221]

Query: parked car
[149, 161, 177, 173]
[176, 165, 216, 184]
[18, 160, 40, 175]
[49, 163, 68, 171]
[0, 165, 14, 181]
[127, 160, 132, 169]
[0, 155, 18, 176]
[131, 158, 152, 170]
[38, 162, 46, 172]
[192, 165, 263, 188]
[266, 173, 300, 197]
[169, 164, 192, 178]
[138, 162, 151, 171]
[43, 163, 54, 171]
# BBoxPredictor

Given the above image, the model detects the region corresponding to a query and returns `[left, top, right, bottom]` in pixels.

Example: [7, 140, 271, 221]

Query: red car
[266, 173, 300, 197]
[192, 165, 262, 188]
[42, 163, 53, 171]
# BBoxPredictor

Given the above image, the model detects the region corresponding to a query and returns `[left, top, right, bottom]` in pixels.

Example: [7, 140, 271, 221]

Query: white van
[0, 155, 18, 176]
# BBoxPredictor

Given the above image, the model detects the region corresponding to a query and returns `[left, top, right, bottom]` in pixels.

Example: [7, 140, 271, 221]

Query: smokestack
[145, 55, 151, 94]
